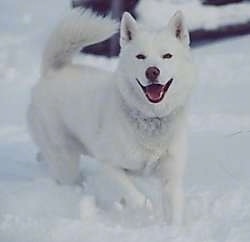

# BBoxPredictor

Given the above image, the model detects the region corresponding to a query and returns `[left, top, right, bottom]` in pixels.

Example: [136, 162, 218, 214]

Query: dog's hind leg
[43, 128, 82, 185]
[28, 109, 81, 185]
[43, 144, 81, 185]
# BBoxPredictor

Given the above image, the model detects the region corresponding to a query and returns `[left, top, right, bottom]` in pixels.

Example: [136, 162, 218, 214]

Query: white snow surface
[137, 0, 250, 30]
[1, 1, 250, 242]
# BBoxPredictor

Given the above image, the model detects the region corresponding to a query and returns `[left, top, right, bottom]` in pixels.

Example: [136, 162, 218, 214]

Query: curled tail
[42, 9, 118, 75]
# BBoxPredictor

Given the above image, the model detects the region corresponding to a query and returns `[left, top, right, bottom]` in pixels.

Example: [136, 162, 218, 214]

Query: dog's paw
[115, 194, 153, 211]
[134, 194, 153, 211]
[145, 198, 153, 211]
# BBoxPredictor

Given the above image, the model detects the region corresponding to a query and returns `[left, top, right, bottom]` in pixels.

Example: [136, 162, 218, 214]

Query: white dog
[28, 8, 196, 225]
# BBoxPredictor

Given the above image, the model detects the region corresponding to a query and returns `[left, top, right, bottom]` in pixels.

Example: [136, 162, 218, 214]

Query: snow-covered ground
[1, 1, 250, 242]
[137, 0, 250, 30]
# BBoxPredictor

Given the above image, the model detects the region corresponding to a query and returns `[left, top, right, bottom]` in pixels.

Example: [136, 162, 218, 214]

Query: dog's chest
[106, 135, 165, 173]
[104, 114, 172, 172]
[126, 109, 173, 146]
[92, 101, 178, 172]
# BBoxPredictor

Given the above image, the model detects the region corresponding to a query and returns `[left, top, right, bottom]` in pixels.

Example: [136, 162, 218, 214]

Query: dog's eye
[162, 53, 173, 59]
[136, 54, 146, 60]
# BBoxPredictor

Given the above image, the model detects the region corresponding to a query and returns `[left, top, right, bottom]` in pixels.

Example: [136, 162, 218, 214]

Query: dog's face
[117, 11, 196, 117]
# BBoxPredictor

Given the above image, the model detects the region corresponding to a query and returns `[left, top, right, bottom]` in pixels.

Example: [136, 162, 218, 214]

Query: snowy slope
[137, 0, 250, 30]
[1, 1, 250, 242]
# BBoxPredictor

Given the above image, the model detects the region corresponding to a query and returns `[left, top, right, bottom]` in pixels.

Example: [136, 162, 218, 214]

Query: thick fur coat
[28, 9, 196, 225]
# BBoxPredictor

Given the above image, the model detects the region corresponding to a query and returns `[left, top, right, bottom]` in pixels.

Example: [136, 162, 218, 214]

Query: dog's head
[117, 11, 196, 117]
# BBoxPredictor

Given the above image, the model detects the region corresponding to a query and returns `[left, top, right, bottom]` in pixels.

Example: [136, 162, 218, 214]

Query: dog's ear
[120, 12, 137, 47]
[168, 11, 190, 46]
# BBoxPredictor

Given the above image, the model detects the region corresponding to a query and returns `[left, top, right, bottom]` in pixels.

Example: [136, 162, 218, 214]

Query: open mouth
[136, 78, 173, 103]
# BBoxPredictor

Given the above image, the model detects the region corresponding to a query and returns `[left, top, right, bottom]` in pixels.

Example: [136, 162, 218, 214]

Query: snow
[137, 0, 250, 30]
[1, 0, 250, 241]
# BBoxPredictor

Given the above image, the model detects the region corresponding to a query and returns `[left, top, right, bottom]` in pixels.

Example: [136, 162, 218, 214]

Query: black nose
[145, 66, 160, 82]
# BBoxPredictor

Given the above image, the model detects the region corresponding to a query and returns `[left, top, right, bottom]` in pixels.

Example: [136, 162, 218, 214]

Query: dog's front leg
[102, 164, 151, 209]
[160, 127, 187, 225]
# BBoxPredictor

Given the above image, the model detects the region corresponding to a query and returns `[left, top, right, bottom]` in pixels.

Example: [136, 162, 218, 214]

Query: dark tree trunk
[191, 21, 250, 47]
[201, 0, 243, 6]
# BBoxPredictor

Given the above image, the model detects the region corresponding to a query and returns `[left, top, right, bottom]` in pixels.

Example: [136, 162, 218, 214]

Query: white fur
[28, 9, 196, 225]
[41, 9, 118, 75]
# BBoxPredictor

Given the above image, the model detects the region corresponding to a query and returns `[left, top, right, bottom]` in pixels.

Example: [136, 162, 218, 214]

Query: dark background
[72, 0, 250, 56]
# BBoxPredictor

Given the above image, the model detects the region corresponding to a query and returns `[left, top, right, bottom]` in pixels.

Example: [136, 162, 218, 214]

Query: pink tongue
[145, 84, 164, 101]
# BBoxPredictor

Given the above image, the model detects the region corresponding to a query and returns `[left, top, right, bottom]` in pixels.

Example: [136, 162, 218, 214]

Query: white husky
[28, 8, 196, 224]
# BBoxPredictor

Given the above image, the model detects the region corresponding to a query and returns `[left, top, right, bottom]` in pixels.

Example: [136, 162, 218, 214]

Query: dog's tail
[41, 9, 118, 75]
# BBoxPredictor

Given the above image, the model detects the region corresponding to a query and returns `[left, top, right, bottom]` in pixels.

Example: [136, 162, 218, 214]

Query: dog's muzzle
[136, 78, 173, 103]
